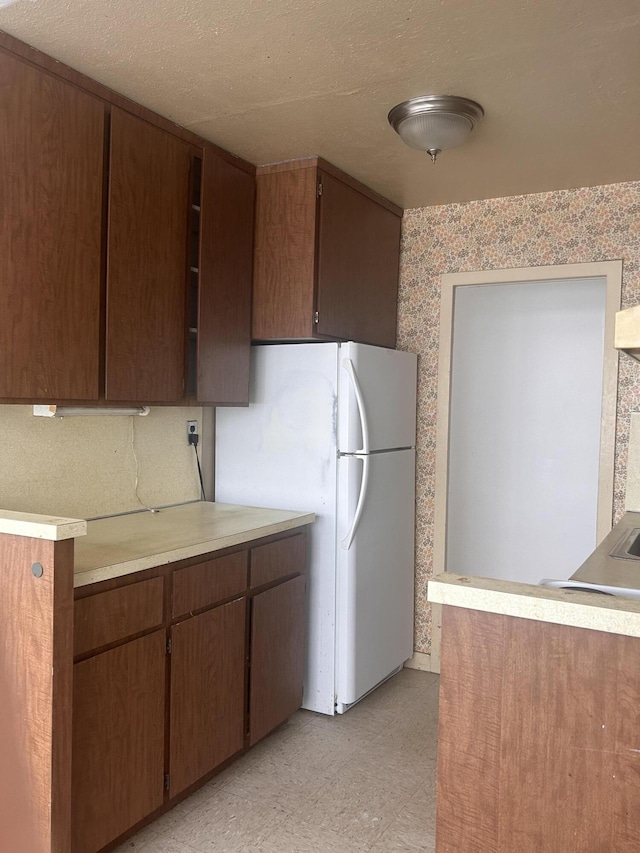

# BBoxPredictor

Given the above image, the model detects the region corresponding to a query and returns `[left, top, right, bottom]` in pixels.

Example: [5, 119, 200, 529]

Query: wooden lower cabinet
[72, 630, 166, 853]
[71, 530, 308, 852]
[169, 597, 246, 797]
[250, 573, 306, 745]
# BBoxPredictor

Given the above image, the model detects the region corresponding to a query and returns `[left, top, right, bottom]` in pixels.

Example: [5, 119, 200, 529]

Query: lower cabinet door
[72, 630, 166, 853]
[250, 574, 306, 746]
[169, 597, 246, 797]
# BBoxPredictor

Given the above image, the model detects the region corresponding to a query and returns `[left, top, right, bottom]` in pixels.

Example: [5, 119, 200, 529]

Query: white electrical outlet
[187, 420, 198, 443]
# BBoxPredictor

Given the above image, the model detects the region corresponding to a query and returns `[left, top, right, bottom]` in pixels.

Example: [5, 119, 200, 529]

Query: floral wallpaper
[397, 181, 640, 655]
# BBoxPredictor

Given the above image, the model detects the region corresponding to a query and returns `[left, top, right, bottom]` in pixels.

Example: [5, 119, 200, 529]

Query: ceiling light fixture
[388, 95, 484, 164]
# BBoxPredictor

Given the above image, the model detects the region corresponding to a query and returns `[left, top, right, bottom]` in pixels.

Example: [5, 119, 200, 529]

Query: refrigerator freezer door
[338, 343, 417, 453]
[335, 448, 415, 711]
[215, 342, 340, 716]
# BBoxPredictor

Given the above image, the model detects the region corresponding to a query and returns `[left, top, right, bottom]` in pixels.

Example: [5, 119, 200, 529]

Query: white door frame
[430, 261, 622, 672]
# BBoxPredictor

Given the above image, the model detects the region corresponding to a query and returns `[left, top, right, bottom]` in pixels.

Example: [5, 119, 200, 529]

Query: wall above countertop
[0, 405, 211, 519]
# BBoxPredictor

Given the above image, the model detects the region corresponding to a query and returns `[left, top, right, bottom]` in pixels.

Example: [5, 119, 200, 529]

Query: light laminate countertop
[428, 511, 640, 637]
[73, 501, 315, 587]
[572, 510, 640, 589]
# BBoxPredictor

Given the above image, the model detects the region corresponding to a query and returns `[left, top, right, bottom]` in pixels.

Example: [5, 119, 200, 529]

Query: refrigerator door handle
[341, 454, 370, 550]
[341, 358, 370, 454]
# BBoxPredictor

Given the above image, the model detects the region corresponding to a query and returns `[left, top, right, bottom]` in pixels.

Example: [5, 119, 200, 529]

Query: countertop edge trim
[428, 573, 640, 638]
[0, 512, 86, 541]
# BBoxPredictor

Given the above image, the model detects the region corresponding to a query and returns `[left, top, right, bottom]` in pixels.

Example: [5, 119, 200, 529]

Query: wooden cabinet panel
[436, 606, 640, 853]
[250, 533, 306, 589]
[74, 576, 164, 657]
[316, 171, 400, 348]
[252, 166, 317, 340]
[0, 52, 104, 400]
[0, 35, 256, 407]
[169, 597, 246, 797]
[69, 530, 307, 850]
[251, 158, 401, 347]
[0, 534, 74, 853]
[72, 630, 166, 853]
[250, 574, 306, 745]
[172, 551, 248, 618]
[197, 148, 254, 404]
[106, 107, 191, 402]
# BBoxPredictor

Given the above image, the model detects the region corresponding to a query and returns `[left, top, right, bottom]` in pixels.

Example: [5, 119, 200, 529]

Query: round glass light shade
[395, 111, 474, 152]
[388, 95, 484, 155]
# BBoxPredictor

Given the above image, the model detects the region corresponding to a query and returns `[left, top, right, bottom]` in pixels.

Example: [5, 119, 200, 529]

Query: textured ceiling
[1, 0, 639, 208]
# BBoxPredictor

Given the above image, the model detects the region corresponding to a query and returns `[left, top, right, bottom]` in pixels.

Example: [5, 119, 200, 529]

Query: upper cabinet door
[106, 108, 191, 402]
[0, 52, 104, 400]
[252, 166, 318, 341]
[315, 171, 401, 349]
[251, 159, 402, 348]
[197, 149, 254, 405]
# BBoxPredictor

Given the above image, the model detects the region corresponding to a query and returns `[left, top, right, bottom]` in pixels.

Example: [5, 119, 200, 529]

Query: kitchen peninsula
[0, 501, 313, 853]
[428, 511, 640, 852]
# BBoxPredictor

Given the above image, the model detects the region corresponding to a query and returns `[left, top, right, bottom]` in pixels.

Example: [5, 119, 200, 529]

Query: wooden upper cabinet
[315, 171, 401, 349]
[252, 166, 318, 341]
[0, 51, 104, 400]
[105, 108, 192, 402]
[0, 33, 256, 406]
[252, 158, 402, 348]
[197, 148, 254, 405]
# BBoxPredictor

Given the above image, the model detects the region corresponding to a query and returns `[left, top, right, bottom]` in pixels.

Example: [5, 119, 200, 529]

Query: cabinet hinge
[313, 311, 319, 325]
[166, 637, 172, 655]
[317, 181, 323, 198]
[164, 773, 170, 792]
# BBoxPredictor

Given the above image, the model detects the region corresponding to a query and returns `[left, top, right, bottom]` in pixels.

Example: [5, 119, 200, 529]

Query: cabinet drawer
[74, 576, 164, 657]
[250, 533, 306, 589]
[172, 551, 248, 618]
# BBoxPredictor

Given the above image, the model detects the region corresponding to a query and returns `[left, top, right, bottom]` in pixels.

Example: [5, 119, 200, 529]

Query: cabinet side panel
[252, 168, 317, 340]
[499, 619, 619, 852]
[0, 52, 103, 400]
[435, 606, 504, 853]
[0, 535, 73, 853]
[198, 149, 254, 404]
[72, 630, 166, 853]
[250, 574, 306, 745]
[316, 171, 400, 348]
[106, 108, 191, 402]
[613, 633, 640, 851]
[436, 609, 640, 852]
[169, 598, 246, 797]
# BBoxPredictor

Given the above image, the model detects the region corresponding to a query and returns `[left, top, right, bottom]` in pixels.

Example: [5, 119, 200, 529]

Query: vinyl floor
[114, 667, 440, 852]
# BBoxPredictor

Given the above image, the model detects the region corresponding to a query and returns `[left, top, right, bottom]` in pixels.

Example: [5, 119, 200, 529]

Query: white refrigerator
[215, 342, 417, 715]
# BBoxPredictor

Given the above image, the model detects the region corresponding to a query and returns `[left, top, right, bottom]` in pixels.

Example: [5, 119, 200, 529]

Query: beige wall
[398, 180, 640, 655]
[0, 405, 210, 519]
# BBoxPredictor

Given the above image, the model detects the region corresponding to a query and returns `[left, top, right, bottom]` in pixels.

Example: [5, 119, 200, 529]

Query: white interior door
[336, 448, 415, 712]
[446, 277, 607, 584]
